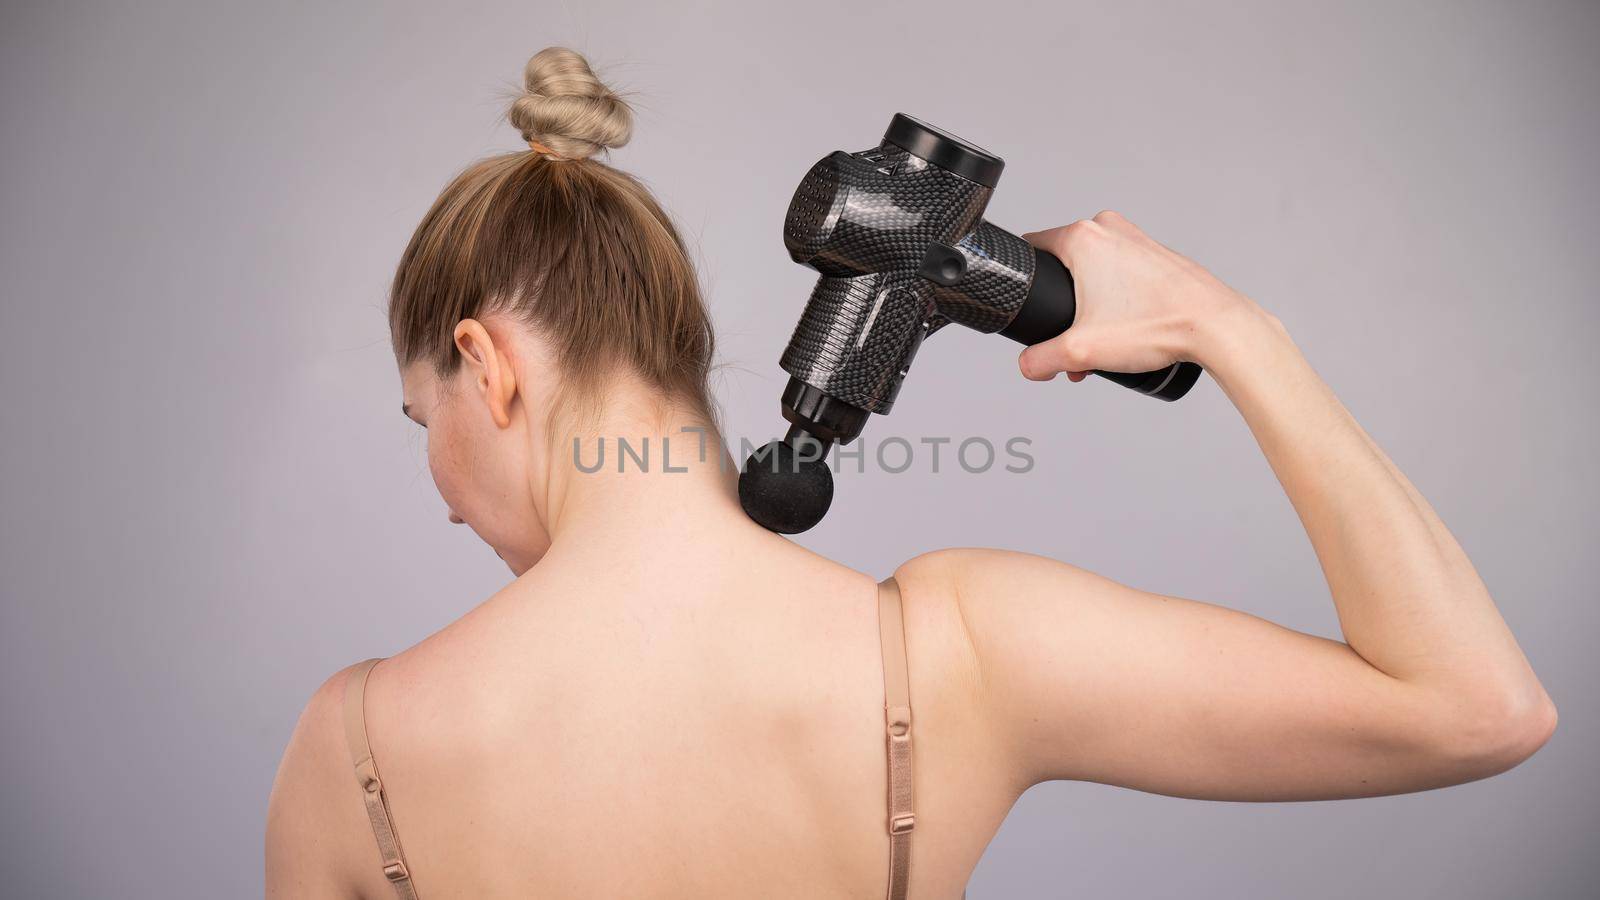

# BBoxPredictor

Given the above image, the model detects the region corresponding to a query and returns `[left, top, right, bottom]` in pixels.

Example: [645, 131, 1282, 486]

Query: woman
[266, 47, 1555, 899]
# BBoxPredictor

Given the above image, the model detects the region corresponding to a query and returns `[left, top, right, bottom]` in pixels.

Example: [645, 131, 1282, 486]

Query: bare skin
[266, 211, 1555, 899]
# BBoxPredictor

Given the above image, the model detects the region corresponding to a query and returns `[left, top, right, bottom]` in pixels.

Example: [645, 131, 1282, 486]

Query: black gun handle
[999, 245, 1202, 402]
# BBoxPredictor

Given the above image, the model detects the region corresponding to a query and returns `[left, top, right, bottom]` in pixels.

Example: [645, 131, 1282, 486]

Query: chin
[499, 546, 547, 577]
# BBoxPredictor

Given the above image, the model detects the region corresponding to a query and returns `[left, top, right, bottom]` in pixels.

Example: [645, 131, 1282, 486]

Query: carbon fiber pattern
[779, 274, 925, 413]
[779, 141, 1005, 412]
[782, 156, 846, 265]
[931, 221, 1036, 333]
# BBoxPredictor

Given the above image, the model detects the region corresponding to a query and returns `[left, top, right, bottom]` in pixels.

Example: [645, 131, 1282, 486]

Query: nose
[447, 511, 465, 525]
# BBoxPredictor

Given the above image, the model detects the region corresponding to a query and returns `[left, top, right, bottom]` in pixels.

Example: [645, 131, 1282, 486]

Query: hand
[1018, 211, 1265, 382]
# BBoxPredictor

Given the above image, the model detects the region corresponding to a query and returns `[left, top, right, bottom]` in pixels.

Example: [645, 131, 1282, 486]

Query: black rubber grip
[999, 246, 1201, 402]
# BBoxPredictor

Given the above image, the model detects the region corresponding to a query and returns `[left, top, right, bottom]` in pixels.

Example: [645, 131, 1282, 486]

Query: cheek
[425, 423, 473, 514]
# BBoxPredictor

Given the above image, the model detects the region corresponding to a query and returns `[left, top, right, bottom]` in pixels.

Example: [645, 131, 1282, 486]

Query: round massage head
[738, 440, 834, 534]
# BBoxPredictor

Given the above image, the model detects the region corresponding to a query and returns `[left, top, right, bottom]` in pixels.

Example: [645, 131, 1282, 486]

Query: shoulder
[887, 549, 1103, 794]
[883, 549, 1075, 707]
[271, 661, 366, 798]
[890, 547, 1135, 664]
[265, 661, 373, 898]
[887, 548, 1062, 662]
[269, 662, 358, 816]
[892, 547, 1097, 602]
[889, 548, 1135, 765]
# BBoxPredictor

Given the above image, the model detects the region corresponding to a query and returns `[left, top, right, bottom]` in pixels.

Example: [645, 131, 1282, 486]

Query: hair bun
[509, 47, 633, 159]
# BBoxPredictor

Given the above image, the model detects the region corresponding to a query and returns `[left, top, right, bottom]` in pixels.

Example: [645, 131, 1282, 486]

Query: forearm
[1194, 306, 1546, 709]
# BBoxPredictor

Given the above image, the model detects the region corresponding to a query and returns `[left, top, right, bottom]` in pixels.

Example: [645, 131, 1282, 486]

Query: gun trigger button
[917, 242, 967, 287]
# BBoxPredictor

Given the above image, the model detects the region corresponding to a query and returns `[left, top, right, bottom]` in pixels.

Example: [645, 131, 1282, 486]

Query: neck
[539, 399, 755, 547]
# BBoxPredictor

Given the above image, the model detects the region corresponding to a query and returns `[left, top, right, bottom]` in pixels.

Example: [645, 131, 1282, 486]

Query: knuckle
[1092, 209, 1124, 226]
[1055, 335, 1090, 368]
[1060, 219, 1099, 245]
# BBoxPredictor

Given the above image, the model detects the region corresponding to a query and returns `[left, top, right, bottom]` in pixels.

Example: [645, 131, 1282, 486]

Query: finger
[1022, 219, 1100, 270]
[1018, 345, 1054, 381]
[1018, 330, 1095, 381]
[1067, 371, 1089, 382]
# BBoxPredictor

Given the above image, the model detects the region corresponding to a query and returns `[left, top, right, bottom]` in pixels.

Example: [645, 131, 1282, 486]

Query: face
[399, 322, 558, 575]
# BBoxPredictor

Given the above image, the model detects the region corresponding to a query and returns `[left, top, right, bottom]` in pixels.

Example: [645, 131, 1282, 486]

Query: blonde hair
[389, 47, 716, 425]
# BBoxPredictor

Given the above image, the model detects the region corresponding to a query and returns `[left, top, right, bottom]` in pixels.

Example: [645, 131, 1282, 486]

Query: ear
[453, 319, 519, 429]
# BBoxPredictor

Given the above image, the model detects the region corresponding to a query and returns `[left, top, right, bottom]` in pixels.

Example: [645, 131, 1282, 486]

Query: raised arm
[926, 211, 1555, 801]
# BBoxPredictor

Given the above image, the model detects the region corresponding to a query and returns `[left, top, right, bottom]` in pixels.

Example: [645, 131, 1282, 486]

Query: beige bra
[343, 576, 949, 899]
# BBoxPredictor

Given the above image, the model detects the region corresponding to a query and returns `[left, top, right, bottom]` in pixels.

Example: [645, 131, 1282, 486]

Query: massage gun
[738, 114, 1204, 534]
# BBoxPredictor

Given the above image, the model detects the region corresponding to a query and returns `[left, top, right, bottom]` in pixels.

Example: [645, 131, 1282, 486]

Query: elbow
[1436, 683, 1558, 779]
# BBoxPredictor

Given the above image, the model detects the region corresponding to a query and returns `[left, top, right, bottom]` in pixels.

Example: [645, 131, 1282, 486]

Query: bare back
[272, 539, 1014, 899]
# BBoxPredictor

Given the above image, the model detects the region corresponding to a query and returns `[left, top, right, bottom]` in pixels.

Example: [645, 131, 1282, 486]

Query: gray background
[2, 1, 1596, 897]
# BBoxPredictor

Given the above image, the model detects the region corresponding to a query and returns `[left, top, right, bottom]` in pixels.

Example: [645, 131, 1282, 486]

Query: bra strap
[342, 657, 421, 900]
[877, 577, 915, 900]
